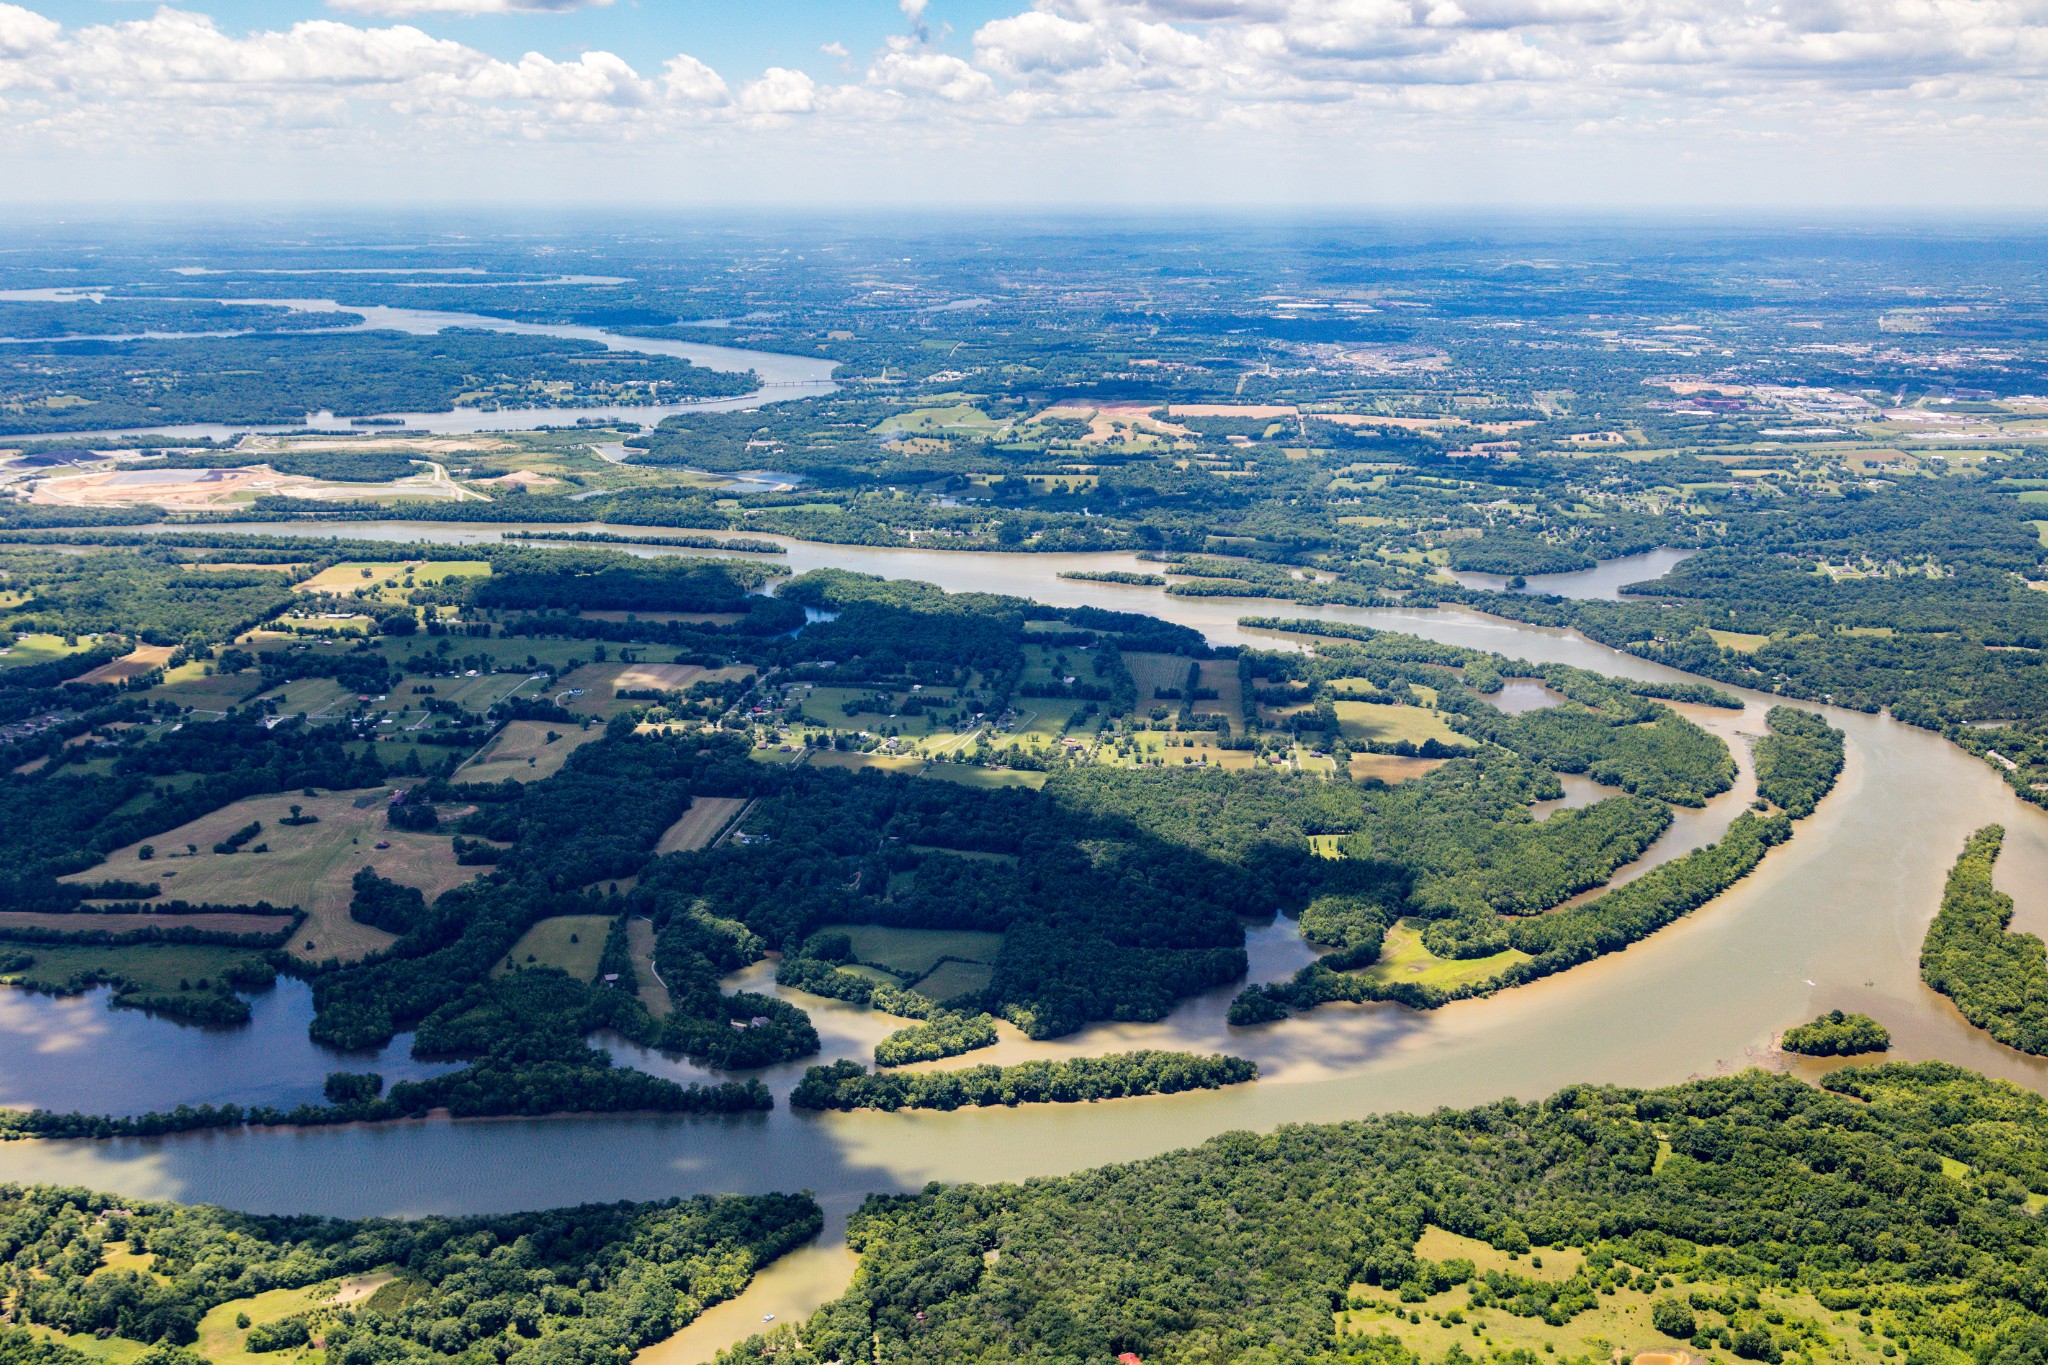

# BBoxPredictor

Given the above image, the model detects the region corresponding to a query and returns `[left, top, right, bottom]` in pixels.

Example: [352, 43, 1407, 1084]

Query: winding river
[0, 294, 840, 443]
[4, 540, 2048, 1355]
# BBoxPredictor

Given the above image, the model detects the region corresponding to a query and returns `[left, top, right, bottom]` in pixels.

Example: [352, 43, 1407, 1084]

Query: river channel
[5, 537, 2048, 1359]
[0, 294, 840, 443]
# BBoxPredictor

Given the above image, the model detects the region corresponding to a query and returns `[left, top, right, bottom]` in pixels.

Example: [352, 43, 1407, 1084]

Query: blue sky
[3, 0, 2046, 207]
[30, 1, 1012, 76]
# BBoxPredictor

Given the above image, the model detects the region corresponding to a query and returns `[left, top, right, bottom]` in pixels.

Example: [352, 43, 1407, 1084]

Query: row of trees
[789, 1051, 1256, 1111]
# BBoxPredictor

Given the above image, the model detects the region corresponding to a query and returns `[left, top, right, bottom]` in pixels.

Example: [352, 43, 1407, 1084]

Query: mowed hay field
[493, 914, 611, 980]
[1349, 753, 1449, 784]
[1121, 651, 1194, 703]
[554, 662, 752, 719]
[73, 644, 175, 685]
[64, 790, 476, 962]
[458, 720, 600, 783]
[917, 764, 1046, 790]
[1334, 701, 1472, 749]
[655, 796, 748, 854]
[1190, 659, 1243, 721]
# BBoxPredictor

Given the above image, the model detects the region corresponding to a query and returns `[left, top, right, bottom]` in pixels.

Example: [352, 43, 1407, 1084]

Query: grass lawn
[918, 764, 1046, 790]
[65, 789, 474, 963]
[494, 914, 612, 981]
[1358, 919, 1529, 991]
[817, 924, 1003, 978]
[1334, 701, 1472, 749]
[458, 719, 600, 784]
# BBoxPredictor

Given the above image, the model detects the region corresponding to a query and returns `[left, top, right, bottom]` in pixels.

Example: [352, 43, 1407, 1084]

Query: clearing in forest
[626, 917, 671, 1016]
[655, 796, 749, 854]
[494, 914, 611, 980]
[1357, 919, 1529, 991]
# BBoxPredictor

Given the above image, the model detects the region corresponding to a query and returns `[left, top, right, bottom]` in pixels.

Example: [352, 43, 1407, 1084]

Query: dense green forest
[1919, 826, 2048, 1056]
[0, 330, 753, 433]
[724, 1064, 2048, 1365]
[1781, 1011, 1890, 1057]
[789, 1051, 1256, 1111]
[0, 1183, 818, 1363]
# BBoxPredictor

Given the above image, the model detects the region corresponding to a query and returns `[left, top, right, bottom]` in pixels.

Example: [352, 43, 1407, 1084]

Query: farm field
[655, 795, 749, 854]
[910, 959, 993, 1002]
[1190, 659, 1243, 721]
[72, 643, 174, 685]
[0, 941, 268, 1007]
[494, 914, 611, 980]
[62, 790, 475, 962]
[457, 719, 600, 783]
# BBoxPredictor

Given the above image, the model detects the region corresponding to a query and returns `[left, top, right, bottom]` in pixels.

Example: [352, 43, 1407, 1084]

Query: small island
[1782, 1010, 1891, 1057]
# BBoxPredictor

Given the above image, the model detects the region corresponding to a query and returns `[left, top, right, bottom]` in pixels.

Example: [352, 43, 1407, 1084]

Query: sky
[2, 0, 2047, 208]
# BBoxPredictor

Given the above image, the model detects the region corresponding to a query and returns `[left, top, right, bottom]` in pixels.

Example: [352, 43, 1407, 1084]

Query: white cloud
[739, 66, 818, 116]
[0, 0, 2045, 201]
[327, 0, 611, 15]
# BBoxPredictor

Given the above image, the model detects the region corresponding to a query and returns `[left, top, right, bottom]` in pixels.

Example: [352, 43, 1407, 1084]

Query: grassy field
[196, 1273, 396, 1365]
[153, 669, 269, 711]
[0, 942, 266, 1004]
[1349, 754, 1448, 784]
[876, 403, 1005, 437]
[1121, 651, 1195, 703]
[655, 796, 749, 854]
[1358, 919, 1529, 991]
[458, 719, 600, 784]
[806, 751, 927, 774]
[296, 560, 491, 601]
[1191, 659, 1243, 722]
[494, 914, 612, 980]
[65, 790, 474, 962]
[1094, 730, 1257, 771]
[626, 916, 671, 1016]
[1334, 701, 1472, 749]
[1341, 1227, 1883, 1365]
[74, 644, 175, 685]
[0, 909, 289, 936]
[0, 632, 101, 669]
[918, 764, 1046, 790]
[1705, 629, 1769, 653]
[912, 959, 994, 1002]
[816, 923, 1003, 979]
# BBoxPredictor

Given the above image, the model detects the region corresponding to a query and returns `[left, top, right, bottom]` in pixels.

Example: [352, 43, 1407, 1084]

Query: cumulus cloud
[0, 0, 2043, 168]
[328, 0, 611, 15]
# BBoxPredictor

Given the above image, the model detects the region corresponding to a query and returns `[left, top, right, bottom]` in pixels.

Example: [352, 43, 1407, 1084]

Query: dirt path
[627, 917, 671, 1017]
